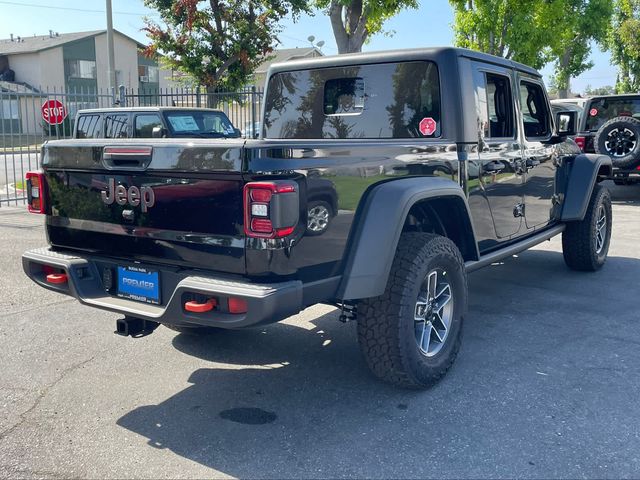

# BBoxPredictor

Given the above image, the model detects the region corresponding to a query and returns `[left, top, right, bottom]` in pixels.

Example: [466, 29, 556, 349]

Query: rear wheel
[562, 184, 612, 271]
[357, 233, 467, 389]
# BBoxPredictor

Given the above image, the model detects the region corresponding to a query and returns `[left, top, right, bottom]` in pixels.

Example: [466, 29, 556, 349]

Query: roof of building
[0, 81, 43, 94]
[255, 47, 322, 74]
[0, 30, 145, 55]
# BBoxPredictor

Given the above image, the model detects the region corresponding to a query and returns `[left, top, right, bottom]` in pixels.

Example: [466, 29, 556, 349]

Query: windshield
[163, 110, 239, 137]
[585, 97, 640, 131]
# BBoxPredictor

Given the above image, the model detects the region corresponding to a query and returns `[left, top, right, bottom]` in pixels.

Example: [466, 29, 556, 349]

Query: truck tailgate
[42, 139, 246, 274]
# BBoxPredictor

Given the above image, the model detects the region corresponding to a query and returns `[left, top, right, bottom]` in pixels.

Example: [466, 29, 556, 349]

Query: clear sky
[0, 0, 616, 93]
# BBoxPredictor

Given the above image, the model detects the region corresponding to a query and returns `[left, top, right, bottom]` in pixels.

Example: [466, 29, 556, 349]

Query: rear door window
[104, 114, 129, 138]
[585, 97, 640, 131]
[519, 81, 551, 139]
[484, 73, 515, 139]
[75, 114, 102, 138]
[263, 61, 441, 139]
[134, 114, 162, 137]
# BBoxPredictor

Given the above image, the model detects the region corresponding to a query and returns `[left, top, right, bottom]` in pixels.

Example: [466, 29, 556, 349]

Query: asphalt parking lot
[0, 181, 639, 479]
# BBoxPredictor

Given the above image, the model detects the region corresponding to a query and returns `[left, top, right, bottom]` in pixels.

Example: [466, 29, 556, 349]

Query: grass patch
[329, 174, 389, 211]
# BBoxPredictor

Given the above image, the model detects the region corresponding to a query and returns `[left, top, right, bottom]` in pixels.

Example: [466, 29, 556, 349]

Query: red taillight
[228, 297, 248, 314]
[574, 136, 586, 151]
[250, 189, 272, 203]
[251, 218, 274, 233]
[25, 171, 46, 214]
[243, 181, 299, 239]
[636, 165, 640, 171]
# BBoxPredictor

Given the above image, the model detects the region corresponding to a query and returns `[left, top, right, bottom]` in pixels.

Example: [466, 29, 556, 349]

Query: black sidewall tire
[357, 233, 468, 389]
[400, 246, 467, 385]
[595, 116, 640, 168]
[562, 185, 612, 271]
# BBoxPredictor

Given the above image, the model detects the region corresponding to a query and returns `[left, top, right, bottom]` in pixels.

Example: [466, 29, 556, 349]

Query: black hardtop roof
[267, 46, 540, 78]
[587, 93, 640, 102]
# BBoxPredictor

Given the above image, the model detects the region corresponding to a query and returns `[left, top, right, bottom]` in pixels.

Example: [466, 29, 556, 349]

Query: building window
[1, 99, 19, 119]
[138, 65, 159, 83]
[65, 59, 96, 79]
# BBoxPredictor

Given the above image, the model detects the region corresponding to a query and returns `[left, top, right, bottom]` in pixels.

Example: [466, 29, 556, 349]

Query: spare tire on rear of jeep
[594, 116, 640, 168]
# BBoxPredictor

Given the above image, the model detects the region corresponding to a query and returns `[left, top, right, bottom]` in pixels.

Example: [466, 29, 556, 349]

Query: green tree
[143, 0, 309, 104]
[609, 0, 640, 93]
[449, 0, 557, 69]
[548, 0, 612, 98]
[584, 84, 615, 95]
[315, 0, 418, 53]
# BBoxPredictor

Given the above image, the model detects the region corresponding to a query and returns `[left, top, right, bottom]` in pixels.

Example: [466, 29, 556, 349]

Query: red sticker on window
[419, 117, 437, 136]
[589, 108, 598, 116]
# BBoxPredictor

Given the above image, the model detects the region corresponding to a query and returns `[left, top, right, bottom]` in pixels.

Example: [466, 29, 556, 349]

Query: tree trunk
[328, 0, 367, 53]
[206, 86, 219, 108]
[557, 49, 572, 99]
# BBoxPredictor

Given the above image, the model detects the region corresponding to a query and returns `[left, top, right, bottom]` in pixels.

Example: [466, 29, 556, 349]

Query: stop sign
[41, 99, 67, 125]
[419, 117, 437, 136]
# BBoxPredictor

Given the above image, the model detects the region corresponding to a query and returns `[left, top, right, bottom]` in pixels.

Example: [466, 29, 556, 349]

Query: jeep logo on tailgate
[101, 178, 155, 212]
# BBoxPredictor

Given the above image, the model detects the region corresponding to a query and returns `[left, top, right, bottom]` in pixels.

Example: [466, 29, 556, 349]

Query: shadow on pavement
[604, 180, 640, 205]
[117, 249, 640, 478]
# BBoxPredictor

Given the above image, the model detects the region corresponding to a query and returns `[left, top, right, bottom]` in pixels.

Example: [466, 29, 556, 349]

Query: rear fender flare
[337, 177, 478, 300]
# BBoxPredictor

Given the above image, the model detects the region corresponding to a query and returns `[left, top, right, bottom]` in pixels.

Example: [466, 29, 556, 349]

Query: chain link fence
[0, 83, 263, 206]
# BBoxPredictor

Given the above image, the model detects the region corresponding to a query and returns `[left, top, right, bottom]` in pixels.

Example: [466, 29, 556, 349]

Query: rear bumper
[22, 247, 303, 328]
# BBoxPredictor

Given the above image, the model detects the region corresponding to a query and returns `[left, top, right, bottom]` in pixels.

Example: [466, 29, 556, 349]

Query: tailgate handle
[103, 146, 152, 170]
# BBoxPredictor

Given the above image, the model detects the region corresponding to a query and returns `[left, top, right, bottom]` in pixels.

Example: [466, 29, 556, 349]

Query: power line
[0, 0, 157, 16]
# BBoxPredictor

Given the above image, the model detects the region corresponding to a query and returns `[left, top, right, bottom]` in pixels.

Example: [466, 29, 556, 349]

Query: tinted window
[263, 61, 441, 139]
[519, 81, 550, 138]
[134, 114, 162, 137]
[585, 97, 640, 131]
[105, 114, 129, 138]
[163, 111, 238, 137]
[485, 73, 514, 138]
[324, 78, 365, 115]
[75, 114, 102, 138]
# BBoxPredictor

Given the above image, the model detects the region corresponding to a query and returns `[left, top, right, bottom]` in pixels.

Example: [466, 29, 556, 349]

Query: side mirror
[555, 110, 577, 136]
[233, 128, 242, 138]
[151, 126, 167, 138]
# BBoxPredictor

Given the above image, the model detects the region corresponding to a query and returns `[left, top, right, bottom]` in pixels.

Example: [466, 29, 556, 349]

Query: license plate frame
[116, 266, 160, 305]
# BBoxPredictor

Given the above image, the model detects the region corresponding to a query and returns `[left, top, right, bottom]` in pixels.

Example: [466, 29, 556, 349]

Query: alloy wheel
[604, 127, 637, 157]
[414, 269, 454, 357]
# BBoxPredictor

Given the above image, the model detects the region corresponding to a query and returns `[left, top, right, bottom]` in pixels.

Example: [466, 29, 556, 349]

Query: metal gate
[0, 84, 263, 206]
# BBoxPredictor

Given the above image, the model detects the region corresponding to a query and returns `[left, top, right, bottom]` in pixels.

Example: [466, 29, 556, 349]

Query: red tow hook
[46, 273, 68, 284]
[184, 298, 217, 313]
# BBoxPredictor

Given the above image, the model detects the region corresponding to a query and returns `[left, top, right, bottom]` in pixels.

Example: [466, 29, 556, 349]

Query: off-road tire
[562, 184, 612, 271]
[357, 233, 467, 389]
[595, 116, 640, 168]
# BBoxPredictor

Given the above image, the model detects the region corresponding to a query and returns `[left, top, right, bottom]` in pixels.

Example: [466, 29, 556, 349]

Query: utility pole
[106, 0, 117, 99]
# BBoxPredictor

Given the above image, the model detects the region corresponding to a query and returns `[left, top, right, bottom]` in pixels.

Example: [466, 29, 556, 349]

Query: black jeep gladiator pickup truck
[23, 48, 613, 388]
